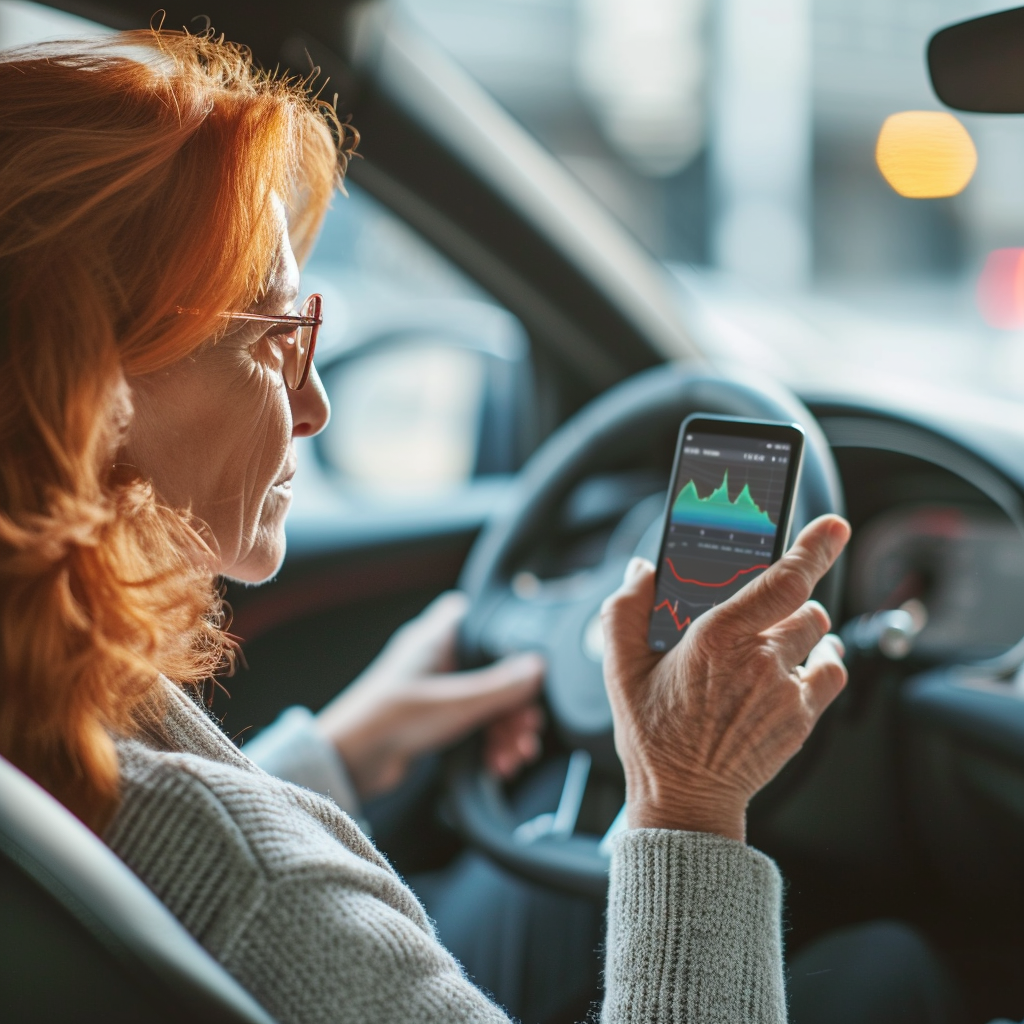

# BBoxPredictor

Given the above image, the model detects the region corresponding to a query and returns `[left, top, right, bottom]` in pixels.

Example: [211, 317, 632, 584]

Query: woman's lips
[272, 454, 297, 489]
[270, 471, 295, 498]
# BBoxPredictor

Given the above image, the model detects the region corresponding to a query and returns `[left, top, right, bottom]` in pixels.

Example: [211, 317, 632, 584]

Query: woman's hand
[316, 592, 545, 800]
[601, 514, 851, 842]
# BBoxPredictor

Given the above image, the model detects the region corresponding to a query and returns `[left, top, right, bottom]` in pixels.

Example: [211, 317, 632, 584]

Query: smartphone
[647, 414, 805, 653]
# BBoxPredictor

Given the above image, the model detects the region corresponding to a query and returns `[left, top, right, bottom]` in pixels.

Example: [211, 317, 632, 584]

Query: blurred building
[401, 0, 1024, 286]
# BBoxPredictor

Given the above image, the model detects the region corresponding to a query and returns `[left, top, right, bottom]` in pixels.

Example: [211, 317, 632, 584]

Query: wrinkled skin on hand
[601, 514, 851, 842]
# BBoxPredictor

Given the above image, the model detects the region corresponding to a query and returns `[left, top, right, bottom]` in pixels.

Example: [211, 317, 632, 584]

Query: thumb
[601, 557, 658, 679]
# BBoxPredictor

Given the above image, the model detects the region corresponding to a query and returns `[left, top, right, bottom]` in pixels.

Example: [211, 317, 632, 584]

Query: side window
[302, 183, 531, 498]
[0, 2, 112, 47]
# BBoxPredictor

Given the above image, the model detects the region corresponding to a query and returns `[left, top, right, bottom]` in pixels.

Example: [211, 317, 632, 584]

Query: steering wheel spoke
[470, 589, 569, 660]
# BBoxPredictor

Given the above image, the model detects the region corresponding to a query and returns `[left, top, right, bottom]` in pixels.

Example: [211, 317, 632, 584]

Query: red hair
[0, 29, 355, 830]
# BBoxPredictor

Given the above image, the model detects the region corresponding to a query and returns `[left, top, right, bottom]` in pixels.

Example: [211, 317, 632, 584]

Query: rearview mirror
[928, 6, 1024, 113]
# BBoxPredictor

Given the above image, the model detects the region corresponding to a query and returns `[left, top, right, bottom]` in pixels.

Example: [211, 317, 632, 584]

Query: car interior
[6, 0, 1024, 1021]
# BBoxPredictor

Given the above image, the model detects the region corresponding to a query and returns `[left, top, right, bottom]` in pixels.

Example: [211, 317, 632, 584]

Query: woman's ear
[97, 370, 134, 477]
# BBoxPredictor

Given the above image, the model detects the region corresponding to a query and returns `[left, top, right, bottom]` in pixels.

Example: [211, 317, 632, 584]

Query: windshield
[399, 0, 1024, 403]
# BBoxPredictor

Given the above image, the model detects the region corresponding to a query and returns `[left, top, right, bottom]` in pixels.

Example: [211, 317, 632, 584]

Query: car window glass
[0, 1, 111, 46]
[303, 183, 529, 500]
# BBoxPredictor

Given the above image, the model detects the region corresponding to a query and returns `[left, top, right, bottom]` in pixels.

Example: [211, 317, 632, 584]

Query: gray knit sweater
[105, 685, 787, 1023]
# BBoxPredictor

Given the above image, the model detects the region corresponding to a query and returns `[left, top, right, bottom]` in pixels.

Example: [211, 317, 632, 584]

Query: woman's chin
[221, 520, 288, 585]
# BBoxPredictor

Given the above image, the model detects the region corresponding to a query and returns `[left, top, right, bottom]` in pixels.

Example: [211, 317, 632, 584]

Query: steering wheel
[446, 365, 845, 899]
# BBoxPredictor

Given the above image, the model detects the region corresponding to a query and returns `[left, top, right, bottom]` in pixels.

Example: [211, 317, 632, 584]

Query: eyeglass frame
[176, 292, 323, 391]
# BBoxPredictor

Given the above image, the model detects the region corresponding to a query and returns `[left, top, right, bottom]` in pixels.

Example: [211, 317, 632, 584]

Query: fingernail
[513, 651, 546, 674]
[829, 516, 852, 547]
[625, 557, 649, 583]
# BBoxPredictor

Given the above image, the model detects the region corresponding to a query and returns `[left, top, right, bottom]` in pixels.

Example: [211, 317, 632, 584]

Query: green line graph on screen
[671, 469, 777, 535]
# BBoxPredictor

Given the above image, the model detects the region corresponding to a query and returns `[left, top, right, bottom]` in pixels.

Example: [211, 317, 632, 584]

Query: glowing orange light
[875, 111, 977, 199]
[978, 248, 1024, 329]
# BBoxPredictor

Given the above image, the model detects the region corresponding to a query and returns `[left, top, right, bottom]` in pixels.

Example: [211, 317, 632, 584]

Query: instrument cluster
[847, 502, 1024, 662]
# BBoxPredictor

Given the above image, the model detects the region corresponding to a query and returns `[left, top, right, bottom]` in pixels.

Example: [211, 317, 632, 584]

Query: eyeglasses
[177, 293, 323, 391]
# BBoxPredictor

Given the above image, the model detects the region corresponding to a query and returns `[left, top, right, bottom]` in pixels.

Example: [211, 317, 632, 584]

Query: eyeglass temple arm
[219, 311, 321, 326]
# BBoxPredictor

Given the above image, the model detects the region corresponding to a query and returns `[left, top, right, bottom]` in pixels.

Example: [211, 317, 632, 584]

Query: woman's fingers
[799, 634, 848, 720]
[766, 599, 831, 666]
[716, 515, 850, 636]
[601, 557, 660, 686]
[484, 704, 545, 777]
[600, 517, 851, 841]
[421, 652, 546, 741]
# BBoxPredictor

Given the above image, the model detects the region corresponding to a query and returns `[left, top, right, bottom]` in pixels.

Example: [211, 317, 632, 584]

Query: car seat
[0, 754, 276, 1023]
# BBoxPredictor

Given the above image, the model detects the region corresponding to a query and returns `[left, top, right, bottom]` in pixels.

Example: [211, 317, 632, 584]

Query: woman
[0, 28, 854, 1023]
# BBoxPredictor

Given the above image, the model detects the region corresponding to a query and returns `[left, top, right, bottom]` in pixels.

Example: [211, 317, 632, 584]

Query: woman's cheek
[238, 367, 292, 506]
[224, 373, 295, 582]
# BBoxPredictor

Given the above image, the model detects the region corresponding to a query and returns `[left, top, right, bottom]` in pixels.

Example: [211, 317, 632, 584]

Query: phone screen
[647, 415, 805, 653]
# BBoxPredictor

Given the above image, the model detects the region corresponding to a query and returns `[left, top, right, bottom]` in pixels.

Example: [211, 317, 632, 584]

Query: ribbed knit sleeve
[242, 706, 363, 820]
[602, 829, 786, 1024]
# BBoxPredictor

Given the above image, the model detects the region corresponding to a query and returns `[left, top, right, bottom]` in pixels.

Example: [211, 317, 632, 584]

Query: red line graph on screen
[653, 599, 691, 632]
[664, 559, 769, 588]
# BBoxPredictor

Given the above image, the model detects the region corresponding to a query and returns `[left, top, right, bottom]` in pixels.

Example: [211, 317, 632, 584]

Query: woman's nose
[289, 363, 330, 437]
